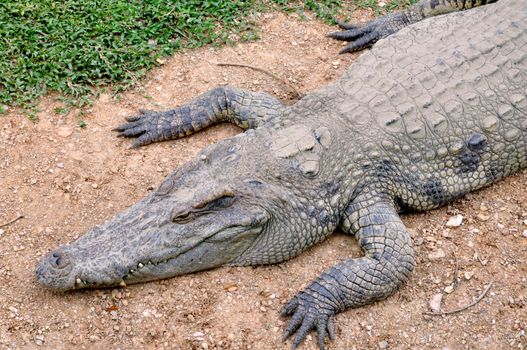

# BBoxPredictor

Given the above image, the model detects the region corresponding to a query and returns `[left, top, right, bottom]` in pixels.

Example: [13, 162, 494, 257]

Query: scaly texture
[37, 1, 526, 349]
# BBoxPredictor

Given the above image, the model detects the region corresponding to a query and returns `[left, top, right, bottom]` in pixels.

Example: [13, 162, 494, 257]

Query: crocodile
[36, 0, 526, 349]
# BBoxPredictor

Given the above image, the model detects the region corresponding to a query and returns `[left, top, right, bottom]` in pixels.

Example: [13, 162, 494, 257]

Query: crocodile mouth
[37, 196, 269, 292]
[68, 225, 264, 290]
[118, 225, 264, 286]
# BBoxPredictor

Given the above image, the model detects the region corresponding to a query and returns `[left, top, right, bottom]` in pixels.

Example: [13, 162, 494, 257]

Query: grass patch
[358, 0, 420, 15]
[272, 0, 344, 24]
[0, 0, 257, 109]
[1, 0, 418, 114]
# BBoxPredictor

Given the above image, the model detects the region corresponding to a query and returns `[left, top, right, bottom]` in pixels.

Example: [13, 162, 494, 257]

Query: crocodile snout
[36, 249, 75, 291]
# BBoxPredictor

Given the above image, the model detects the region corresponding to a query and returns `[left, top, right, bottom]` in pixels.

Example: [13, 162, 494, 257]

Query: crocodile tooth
[76, 278, 82, 285]
[130, 269, 135, 273]
[138, 263, 144, 268]
[119, 280, 127, 287]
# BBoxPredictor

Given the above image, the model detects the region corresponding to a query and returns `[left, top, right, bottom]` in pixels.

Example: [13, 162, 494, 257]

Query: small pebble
[428, 249, 446, 260]
[193, 332, 204, 338]
[446, 214, 463, 227]
[429, 293, 443, 313]
[378, 340, 389, 349]
[464, 271, 474, 280]
[57, 127, 73, 138]
[444, 285, 454, 294]
[223, 283, 237, 292]
[35, 335, 44, 346]
[522, 230, 527, 238]
[414, 237, 424, 246]
[477, 213, 490, 221]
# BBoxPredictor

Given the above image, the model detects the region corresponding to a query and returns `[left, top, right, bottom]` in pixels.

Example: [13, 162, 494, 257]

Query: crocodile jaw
[35, 193, 267, 292]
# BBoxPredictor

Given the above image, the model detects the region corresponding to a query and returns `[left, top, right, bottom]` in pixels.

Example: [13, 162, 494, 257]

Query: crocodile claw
[328, 12, 407, 54]
[281, 291, 336, 350]
[113, 111, 165, 148]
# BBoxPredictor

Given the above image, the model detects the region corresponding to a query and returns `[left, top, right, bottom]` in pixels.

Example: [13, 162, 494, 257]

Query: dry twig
[216, 62, 302, 99]
[423, 281, 494, 316]
[0, 214, 24, 228]
[453, 253, 460, 289]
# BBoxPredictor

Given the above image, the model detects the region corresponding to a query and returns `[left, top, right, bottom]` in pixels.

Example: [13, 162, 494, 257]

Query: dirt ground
[1, 9, 526, 350]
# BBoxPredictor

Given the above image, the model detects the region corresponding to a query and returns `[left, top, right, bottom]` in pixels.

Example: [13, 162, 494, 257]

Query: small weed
[271, 0, 344, 24]
[358, 0, 378, 10]
[386, 0, 420, 11]
[53, 106, 70, 116]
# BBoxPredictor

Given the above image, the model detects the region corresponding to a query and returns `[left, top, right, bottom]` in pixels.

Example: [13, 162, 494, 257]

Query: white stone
[446, 214, 463, 227]
[429, 293, 442, 313]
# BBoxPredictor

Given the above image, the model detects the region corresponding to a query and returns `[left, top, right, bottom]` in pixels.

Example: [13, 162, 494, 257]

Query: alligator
[37, 0, 526, 348]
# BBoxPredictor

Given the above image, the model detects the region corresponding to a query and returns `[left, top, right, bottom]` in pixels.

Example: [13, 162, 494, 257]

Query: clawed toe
[281, 292, 336, 350]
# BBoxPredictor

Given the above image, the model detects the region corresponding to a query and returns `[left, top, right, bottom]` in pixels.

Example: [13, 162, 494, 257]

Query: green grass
[358, 0, 419, 15]
[271, 0, 344, 24]
[0, 0, 257, 109]
[0, 0, 416, 114]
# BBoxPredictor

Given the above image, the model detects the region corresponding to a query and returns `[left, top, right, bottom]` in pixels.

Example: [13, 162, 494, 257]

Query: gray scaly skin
[329, 0, 499, 53]
[36, 1, 526, 349]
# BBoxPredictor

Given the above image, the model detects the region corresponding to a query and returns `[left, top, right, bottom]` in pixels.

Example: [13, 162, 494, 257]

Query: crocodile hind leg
[281, 187, 414, 350]
[329, 0, 498, 53]
[114, 86, 284, 148]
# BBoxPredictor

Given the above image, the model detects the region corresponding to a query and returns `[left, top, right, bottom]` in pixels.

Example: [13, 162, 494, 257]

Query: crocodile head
[36, 129, 332, 292]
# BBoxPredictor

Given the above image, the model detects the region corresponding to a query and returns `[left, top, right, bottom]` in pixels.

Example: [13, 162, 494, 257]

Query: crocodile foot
[328, 12, 408, 54]
[281, 288, 336, 350]
[113, 109, 167, 148]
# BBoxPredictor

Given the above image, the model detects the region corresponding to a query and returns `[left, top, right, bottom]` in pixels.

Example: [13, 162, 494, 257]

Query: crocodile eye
[210, 195, 235, 209]
[172, 211, 192, 224]
[192, 192, 235, 210]
[172, 194, 236, 224]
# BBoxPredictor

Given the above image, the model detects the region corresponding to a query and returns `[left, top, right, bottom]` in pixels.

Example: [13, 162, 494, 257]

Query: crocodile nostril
[51, 251, 68, 268]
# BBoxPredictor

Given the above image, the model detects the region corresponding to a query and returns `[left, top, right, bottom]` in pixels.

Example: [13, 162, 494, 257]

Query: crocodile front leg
[329, 0, 498, 53]
[282, 188, 414, 349]
[114, 86, 284, 148]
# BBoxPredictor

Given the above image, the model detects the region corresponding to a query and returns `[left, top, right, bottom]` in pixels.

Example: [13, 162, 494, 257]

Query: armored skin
[37, 0, 526, 349]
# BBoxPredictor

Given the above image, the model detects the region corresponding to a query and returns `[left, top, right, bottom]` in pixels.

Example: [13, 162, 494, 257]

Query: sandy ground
[1, 9, 526, 350]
